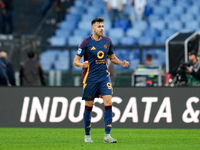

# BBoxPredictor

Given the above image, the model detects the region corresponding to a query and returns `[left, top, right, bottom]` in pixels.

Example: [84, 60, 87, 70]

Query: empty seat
[159, 0, 174, 7]
[69, 6, 84, 16]
[65, 14, 81, 23]
[154, 36, 166, 45]
[138, 36, 154, 45]
[110, 37, 120, 45]
[92, 0, 105, 8]
[81, 13, 96, 22]
[169, 5, 185, 15]
[86, 6, 102, 16]
[150, 20, 165, 30]
[184, 20, 199, 31]
[108, 28, 124, 40]
[120, 36, 137, 45]
[167, 20, 183, 31]
[114, 19, 130, 32]
[148, 14, 162, 22]
[160, 29, 176, 39]
[55, 28, 71, 38]
[54, 50, 70, 71]
[185, 5, 199, 15]
[153, 5, 168, 16]
[175, 0, 192, 7]
[133, 20, 148, 31]
[68, 36, 84, 46]
[179, 14, 194, 23]
[103, 20, 112, 31]
[164, 14, 179, 24]
[40, 49, 60, 71]
[73, 29, 89, 38]
[143, 28, 160, 39]
[74, 0, 84, 8]
[78, 21, 92, 31]
[59, 20, 76, 31]
[126, 28, 142, 38]
[50, 36, 67, 46]
[193, 0, 200, 6]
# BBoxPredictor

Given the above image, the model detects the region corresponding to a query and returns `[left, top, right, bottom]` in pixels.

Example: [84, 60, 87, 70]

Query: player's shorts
[82, 78, 113, 101]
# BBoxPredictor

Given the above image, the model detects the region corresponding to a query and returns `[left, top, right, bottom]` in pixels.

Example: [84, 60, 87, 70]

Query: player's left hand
[122, 60, 129, 68]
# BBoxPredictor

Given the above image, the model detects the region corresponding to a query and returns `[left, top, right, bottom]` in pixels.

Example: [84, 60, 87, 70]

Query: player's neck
[92, 34, 102, 41]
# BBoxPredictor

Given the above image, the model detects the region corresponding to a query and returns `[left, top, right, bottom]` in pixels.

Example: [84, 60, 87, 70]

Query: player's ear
[92, 25, 95, 31]
[91, 23, 96, 31]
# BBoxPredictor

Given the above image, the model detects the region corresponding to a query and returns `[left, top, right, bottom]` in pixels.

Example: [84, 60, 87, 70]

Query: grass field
[0, 128, 200, 150]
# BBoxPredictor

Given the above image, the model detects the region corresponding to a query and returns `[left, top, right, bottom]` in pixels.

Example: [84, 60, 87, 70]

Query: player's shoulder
[102, 36, 112, 41]
[102, 36, 113, 45]
[80, 36, 92, 47]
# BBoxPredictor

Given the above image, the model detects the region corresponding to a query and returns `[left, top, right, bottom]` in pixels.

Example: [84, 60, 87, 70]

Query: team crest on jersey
[91, 46, 96, 50]
[104, 44, 108, 49]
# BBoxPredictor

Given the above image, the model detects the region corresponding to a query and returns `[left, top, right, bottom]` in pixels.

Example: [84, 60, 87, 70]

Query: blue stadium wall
[0, 87, 199, 128]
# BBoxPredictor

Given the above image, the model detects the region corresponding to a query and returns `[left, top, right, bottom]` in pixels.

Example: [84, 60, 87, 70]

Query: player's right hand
[82, 61, 89, 68]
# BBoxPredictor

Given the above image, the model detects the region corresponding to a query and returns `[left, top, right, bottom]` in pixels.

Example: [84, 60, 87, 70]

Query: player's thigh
[102, 95, 112, 106]
[83, 82, 99, 101]
[99, 78, 113, 97]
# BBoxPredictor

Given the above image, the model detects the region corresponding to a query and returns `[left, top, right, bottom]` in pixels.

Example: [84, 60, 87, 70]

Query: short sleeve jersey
[76, 36, 114, 83]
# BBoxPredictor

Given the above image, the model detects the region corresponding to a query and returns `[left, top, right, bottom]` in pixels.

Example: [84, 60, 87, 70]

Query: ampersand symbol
[182, 97, 200, 123]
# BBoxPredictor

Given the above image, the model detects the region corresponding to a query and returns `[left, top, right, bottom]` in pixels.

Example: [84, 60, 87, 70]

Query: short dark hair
[27, 50, 35, 59]
[189, 51, 197, 57]
[146, 54, 153, 61]
[91, 17, 104, 26]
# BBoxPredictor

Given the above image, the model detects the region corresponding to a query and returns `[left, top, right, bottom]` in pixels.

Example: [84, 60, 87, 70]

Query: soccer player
[73, 17, 129, 143]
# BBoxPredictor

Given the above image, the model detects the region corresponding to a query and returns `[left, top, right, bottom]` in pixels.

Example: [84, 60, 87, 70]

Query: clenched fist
[122, 60, 129, 68]
[82, 61, 89, 68]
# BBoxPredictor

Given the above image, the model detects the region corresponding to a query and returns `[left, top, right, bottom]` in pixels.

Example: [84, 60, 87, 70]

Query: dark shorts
[82, 78, 113, 101]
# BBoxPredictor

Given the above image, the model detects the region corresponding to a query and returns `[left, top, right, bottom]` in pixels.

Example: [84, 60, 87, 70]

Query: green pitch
[0, 128, 200, 150]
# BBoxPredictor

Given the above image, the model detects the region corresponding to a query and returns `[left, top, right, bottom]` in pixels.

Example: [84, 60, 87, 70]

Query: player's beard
[95, 30, 104, 37]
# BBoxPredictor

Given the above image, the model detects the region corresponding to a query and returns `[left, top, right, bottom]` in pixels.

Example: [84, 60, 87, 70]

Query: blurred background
[0, 0, 200, 87]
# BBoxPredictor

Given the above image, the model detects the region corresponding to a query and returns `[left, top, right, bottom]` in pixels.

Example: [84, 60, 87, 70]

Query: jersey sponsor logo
[97, 51, 104, 59]
[104, 44, 108, 49]
[95, 60, 105, 64]
[88, 96, 92, 99]
[91, 46, 96, 50]
[77, 48, 82, 55]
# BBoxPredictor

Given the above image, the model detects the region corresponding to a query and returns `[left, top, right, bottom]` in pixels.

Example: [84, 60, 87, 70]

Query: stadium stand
[41, 0, 200, 71]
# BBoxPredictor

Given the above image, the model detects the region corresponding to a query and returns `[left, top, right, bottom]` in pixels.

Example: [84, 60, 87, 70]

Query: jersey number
[107, 82, 112, 89]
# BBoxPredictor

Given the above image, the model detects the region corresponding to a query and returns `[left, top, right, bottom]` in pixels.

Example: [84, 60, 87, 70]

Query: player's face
[93, 22, 104, 37]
